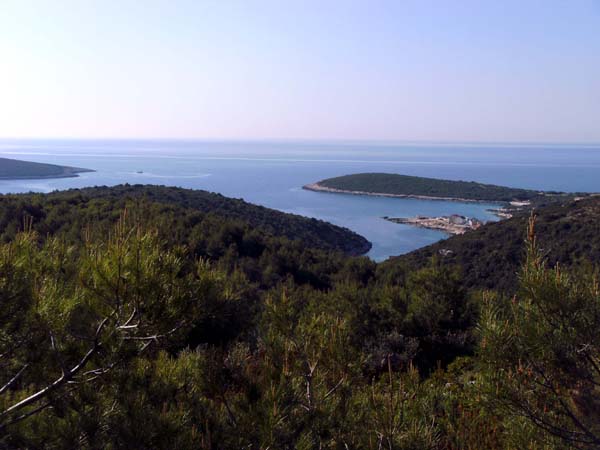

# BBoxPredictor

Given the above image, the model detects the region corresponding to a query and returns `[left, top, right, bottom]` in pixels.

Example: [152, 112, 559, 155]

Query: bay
[1, 139, 599, 261]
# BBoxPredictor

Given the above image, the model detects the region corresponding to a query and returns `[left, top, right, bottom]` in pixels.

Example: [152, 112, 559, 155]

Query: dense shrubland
[0, 186, 598, 449]
[0, 185, 369, 255]
[385, 195, 600, 293]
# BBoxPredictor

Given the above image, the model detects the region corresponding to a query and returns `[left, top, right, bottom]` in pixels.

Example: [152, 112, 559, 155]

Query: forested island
[1, 184, 599, 449]
[305, 172, 582, 204]
[0, 156, 94, 179]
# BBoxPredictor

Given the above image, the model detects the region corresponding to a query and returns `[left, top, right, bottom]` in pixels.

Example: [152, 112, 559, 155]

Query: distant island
[305, 173, 590, 234]
[303, 172, 577, 203]
[0, 157, 94, 180]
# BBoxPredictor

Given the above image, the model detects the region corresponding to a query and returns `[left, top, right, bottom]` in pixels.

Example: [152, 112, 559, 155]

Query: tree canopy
[0, 186, 598, 449]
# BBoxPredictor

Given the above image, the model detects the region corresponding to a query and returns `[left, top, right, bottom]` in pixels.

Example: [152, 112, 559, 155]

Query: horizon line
[1, 137, 600, 148]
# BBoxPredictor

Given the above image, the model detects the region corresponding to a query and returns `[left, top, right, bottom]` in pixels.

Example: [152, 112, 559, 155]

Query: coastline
[383, 215, 484, 235]
[0, 167, 95, 181]
[302, 182, 502, 204]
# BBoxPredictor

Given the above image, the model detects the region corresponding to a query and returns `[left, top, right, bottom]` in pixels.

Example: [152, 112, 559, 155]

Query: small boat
[136, 170, 144, 174]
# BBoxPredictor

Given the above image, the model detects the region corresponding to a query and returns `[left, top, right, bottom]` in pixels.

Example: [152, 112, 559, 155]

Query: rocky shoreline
[303, 182, 493, 203]
[383, 215, 484, 235]
[0, 170, 94, 180]
[486, 208, 513, 219]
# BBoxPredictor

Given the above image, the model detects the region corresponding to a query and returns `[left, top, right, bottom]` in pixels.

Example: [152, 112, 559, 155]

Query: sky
[1, 0, 599, 143]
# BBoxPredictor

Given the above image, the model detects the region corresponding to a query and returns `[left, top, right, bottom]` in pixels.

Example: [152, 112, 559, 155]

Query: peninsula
[0, 157, 94, 180]
[304, 173, 589, 234]
[384, 214, 484, 235]
[303, 173, 567, 203]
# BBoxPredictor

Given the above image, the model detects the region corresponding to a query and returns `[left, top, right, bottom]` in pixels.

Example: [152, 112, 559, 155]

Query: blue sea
[1, 139, 599, 261]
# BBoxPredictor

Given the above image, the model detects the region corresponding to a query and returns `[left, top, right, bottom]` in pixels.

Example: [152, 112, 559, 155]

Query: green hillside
[0, 184, 371, 256]
[381, 195, 600, 292]
[0, 156, 93, 179]
[1, 185, 599, 449]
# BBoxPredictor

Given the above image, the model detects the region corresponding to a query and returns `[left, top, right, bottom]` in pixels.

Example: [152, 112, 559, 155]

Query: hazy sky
[1, 0, 599, 142]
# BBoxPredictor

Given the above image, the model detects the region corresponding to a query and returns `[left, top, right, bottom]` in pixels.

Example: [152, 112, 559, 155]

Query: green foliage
[401, 262, 476, 371]
[0, 216, 227, 447]
[385, 195, 600, 293]
[318, 172, 554, 202]
[478, 219, 600, 448]
[1, 186, 599, 449]
[0, 216, 469, 449]
[0, 184, 369, 255]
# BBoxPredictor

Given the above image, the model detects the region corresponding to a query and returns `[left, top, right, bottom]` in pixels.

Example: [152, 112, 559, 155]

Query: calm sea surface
[1, 140, 599, 261]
